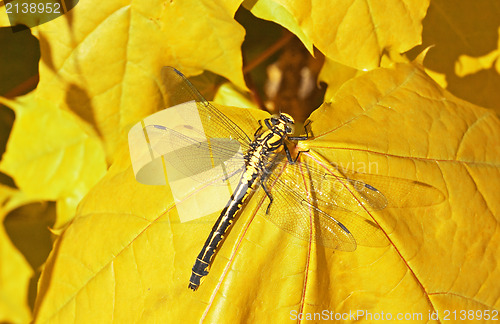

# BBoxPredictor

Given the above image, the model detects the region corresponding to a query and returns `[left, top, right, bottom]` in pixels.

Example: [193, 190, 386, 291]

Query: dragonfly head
[270, 113, 295, 134]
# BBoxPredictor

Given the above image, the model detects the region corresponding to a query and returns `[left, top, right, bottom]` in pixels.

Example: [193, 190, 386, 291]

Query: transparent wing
[322, 161, 445, 209]
[144, 124, 245, 184]
[261, 151, 444, 250]
[159, 67, 258, 150]
[141, 67, 263, 185]
[262, 156, 382, 250]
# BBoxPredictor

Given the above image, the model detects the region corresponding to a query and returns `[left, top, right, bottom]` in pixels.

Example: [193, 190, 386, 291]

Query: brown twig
[243, 32, 294, 74]
[4, 74, 39, 98]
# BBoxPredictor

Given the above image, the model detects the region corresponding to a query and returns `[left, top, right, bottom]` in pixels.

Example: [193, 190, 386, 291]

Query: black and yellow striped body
[188, 113, 295, 290]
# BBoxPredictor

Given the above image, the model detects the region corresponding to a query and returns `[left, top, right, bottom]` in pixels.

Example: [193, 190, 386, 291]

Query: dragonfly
[139, 67, 443, 291]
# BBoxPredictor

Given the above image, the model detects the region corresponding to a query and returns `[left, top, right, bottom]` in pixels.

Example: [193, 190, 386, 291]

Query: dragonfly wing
[261, 149, 445, 248]
[283, 152, 444, 211]
[160, 67, 209, 108]
[301, 200, 388, 249]
[144, 124, 245, 185]
[323, 162, 445, 208]
[139, 67, 261, 186]
[260, 158, 357, 251]
[305, 167, 389, 212]
[261, 153, 390, 249]
[160, 67, 258, 150]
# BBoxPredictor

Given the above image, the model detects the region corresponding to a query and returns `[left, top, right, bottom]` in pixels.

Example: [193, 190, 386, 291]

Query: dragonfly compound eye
[279, 113, 295, 125]
[270, 114, 280, 125]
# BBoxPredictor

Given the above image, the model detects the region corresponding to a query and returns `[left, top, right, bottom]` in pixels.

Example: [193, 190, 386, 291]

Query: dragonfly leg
[286, 120, 311, 163]
[261, 182, 274, 214]
[283, 143, 310, 164]
[254, 121, 263, 138]
[288, 120, 311, 141]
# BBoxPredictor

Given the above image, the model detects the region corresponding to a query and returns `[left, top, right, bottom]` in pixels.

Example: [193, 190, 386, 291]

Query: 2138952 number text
[5, 2, 61, 14]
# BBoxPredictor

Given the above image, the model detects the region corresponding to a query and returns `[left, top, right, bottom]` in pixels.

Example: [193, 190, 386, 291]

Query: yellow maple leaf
[407, 0, 500, 114]
[3, 1, 500, 322]
[0, 185, 31, 323]
[244, 0, 429, 70]
[27, 0, 246, 160]
[0, 93, 107, 227]
[0, 7, 9, 27]
[318, 57, 362, 101]
[0, 0, 249, 226]
[32, 62, 500, 323]
[308, 61, 500, 320]
[0, 185, 54, 323]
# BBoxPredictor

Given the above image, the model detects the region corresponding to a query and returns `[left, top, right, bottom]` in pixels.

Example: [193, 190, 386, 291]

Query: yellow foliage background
[0, 0, 499, 323]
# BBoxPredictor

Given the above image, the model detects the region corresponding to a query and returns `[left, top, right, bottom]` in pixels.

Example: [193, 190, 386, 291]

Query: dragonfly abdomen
[188, 176, 257, 290]
[188, 119, 290, 291]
